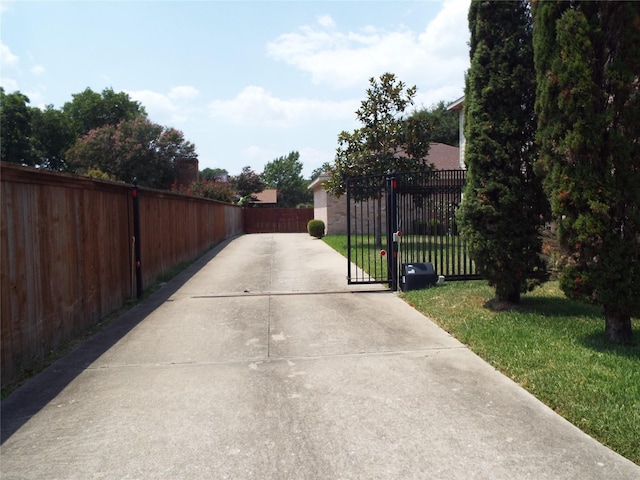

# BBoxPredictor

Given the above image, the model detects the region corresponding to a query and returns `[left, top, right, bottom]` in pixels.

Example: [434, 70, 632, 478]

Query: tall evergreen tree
[533, 1, 640, 344]
[458, 0, 548, 303]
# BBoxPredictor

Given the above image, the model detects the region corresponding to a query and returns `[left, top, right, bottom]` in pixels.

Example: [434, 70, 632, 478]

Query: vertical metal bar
[386, 173, 398, 290]
[132, 178, 143, 299]
[347, 178, 353, 283]
[361, 183, 367, 281]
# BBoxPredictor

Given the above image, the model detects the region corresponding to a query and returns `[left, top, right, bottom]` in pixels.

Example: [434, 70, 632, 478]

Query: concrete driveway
[1, 233, 638, 479]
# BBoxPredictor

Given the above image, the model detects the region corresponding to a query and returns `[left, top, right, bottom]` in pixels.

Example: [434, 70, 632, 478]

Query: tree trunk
[495, 290, 520, 304]
[604, 307, 635, 345]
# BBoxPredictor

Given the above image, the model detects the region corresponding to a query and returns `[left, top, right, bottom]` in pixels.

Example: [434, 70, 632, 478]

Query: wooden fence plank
[1, 163, 242, 386]
[244, 208, 313, 233]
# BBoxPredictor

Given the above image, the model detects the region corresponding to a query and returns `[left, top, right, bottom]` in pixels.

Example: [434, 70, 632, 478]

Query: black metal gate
[346, 170, 480, 289]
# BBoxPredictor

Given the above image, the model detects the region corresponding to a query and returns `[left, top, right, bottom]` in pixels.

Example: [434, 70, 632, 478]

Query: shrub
[307, 219, 325, 238]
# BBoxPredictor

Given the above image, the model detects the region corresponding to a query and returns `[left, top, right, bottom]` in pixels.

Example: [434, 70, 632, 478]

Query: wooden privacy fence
[244, 207, 313, 233]
[1, 163, 243, 386]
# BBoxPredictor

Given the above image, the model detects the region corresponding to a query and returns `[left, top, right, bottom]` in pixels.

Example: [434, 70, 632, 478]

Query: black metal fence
[346, 170, 480, 289]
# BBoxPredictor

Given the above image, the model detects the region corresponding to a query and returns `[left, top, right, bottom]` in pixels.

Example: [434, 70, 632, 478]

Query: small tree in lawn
[324, 72, 432, 247]
[533, 1, 640, 344]
[457, 0, 548, 304]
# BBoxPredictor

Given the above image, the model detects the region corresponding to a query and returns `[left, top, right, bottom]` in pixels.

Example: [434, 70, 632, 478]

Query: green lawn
[323, 233, 477, 282]
[323, 235, 640, 465]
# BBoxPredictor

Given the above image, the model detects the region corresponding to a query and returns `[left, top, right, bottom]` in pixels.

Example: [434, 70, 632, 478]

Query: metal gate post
[386, 173, 399, 290]
[346, 178, 353, 283]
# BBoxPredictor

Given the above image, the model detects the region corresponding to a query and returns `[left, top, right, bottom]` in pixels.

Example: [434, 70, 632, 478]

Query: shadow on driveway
[0, 237, 235, 444]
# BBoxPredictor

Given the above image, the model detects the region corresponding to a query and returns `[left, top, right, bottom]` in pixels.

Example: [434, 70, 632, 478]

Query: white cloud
[0, 41, 19, 70]
[0, 77, 18, 92]
[208, 85, 357, 128]
[128, 89, 176, 112]
[31, 65, 45, 75]
[420, 0, 470, 58]
[317, 14, 336, 29]
[266, 0, 470, 92]
[0, 0, 14, 13]
[299, 145, 333, 175]
[127, 86, 200, 124]
[168, 85, 199, 100]
[0, 41, 20, 92]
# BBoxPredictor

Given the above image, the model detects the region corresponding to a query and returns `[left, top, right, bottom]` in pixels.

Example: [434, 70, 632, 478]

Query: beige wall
[309, 175, 387, 235]
[326, 193, 348, 235]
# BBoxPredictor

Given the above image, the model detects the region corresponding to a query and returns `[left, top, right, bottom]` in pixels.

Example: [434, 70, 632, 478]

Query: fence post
[386, 173, 399, 291]
[346, 178, 353, 283]
[132, 178, 143, 299]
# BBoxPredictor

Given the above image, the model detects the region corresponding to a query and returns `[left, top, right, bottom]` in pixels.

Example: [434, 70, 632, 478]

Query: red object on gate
[380, 250, 386, 257]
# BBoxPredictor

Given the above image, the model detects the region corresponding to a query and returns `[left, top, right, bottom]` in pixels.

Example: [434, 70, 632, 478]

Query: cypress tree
[458, 0, 548, 303]
[533, 1, 640, 344]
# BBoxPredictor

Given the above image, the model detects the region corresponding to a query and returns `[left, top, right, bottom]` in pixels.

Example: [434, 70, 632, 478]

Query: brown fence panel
[1, 163, 242, 386]
[244, 208, 313, 233]
[1, 165, 132, 386]
[137, 188, 243, 287]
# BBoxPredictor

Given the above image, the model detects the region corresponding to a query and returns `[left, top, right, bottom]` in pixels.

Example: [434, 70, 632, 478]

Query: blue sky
[1, 0, 471, 178]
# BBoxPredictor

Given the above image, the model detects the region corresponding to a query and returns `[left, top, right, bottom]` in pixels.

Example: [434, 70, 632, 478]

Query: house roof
[426, 142, 461, 170]
[250, 188, 278, 204]
[447, 96, 464, 111]
[308, 142, 461, 192]
[308, 174, 329, 191]
[394, 142, 461, 170]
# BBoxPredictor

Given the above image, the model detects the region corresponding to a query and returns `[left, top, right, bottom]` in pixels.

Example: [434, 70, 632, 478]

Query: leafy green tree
[231, 166, 265, 200]
[0, 88, 35, 165]
[67, 117, 195, 189]
[533, 1, 640, 344]
[324, 73, 432, 246]
[309, 166, 326, 181]
[457, 0, 547, 303]
[408, 100, 459, 147]
[62, 87, 146, 139]
[156, 127, 198, 187]
[200, 167, 228, 181]
[30, 105, 75, 171]
[262, 151, 312, 207]
[324, 73, 431, 197]
[190, 180, 234, 203]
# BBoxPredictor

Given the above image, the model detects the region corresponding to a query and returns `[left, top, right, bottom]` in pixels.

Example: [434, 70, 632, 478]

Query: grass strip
[324, 235, 640, 465]
[406, 281, 640, 465]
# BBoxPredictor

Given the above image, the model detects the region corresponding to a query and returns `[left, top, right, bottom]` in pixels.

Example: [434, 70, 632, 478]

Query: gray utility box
[401, 262, 437, 292]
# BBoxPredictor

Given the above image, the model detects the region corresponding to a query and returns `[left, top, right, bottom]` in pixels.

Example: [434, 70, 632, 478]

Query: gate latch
[393, 231, 402, 242]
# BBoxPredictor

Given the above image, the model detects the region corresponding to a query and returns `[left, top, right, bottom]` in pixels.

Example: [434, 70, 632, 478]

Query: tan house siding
[309, 175, 389, 235]
[447, 96, 466, 169]
[310, 175, 349, 234]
